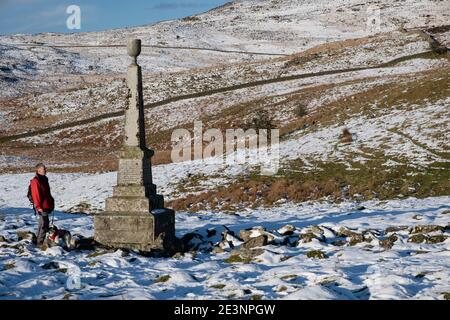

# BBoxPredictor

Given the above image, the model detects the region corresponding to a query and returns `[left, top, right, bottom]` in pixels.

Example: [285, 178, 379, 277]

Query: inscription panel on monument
[118, 158, 144, 185]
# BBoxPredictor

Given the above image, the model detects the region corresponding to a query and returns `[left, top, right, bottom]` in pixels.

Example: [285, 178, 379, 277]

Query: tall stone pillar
[94, 39, 175, 252]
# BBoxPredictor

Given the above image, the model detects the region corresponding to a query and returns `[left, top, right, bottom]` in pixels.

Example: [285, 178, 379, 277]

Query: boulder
[241, 235, 268, 250]
[408, 234, 427, 243]
[426, 235, 448, 244]
[410, 225, 444, 234]
[277, 224, 295, 236]
[379, 234, 398, 250]
[385, 226, 408, 233]
[306, 250, 328, 259]
[16, 230, 36, 243]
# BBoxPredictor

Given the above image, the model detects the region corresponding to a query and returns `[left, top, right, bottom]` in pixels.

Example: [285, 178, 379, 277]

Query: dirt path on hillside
[0, 50, 438, 144]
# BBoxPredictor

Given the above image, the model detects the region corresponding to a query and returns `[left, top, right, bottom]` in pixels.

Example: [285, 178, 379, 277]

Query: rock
[306, 250, 328, 259]
[282, 236, 298, 247]
[155, 275, 171, 283]
[385, 226, 409, 233]
[277, 224, 295, 236]
[223, 252, 252, 264]
[73, 236, 96, 250]
[239, 248, 265, 259]
[16, 230, 36, 242]
[206, 228, 216, 238]
[241, 235, 268, 250]
[222, 231, 243, 247]
[426, 235, 448, 244]
[356, 206, 366, 211]
[0, 235, 8, 243]
[41, 261, 60, 270]
[408, 234, 427, 243]
[181, 232, 204, 251]
[212, 246, 225, 254]
[298, 232, 319, 243]
[239, 226, 265, 242]
[362, 230, 380, 243]
[349, 234, 365, 246]
[331, 239, 347, 246]
[308, 226, 325, 235]
[337, 227, 360, 238]
[379, 234, 398, 250]
[218, 240, 234, 250]
[410, 225, 444, 234]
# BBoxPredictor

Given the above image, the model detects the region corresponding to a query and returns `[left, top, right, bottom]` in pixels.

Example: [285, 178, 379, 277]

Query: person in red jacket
[30, 163, 55, 246]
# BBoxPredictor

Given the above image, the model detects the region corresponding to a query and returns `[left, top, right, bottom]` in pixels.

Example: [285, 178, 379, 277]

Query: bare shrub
[294, 104, 308, 118]
[340, 128, 353, 143]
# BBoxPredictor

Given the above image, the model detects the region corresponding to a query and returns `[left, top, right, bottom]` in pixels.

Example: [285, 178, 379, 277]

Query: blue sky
[0, 0, 230, 35]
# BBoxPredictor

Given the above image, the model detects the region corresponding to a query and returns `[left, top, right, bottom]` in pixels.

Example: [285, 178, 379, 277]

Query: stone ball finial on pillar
[127, 39, 141, 65]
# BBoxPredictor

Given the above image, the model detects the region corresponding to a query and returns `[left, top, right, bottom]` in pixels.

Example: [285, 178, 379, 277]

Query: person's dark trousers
[36, 210, 51, 245]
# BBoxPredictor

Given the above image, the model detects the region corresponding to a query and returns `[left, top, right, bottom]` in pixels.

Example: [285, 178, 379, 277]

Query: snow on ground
[0, 189, 449, 299]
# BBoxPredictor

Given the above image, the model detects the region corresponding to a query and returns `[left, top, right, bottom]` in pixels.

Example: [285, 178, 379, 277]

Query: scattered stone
[223, 252, 252, 264]
[362, 231, 378, 243]
[239, 229, 253, 242]
[306, 250, 328, 259]
[337, 227, 360, 238]
[282, 236, 298, 247]
[222, 231, 243, 246]
[212, 246, 225, 254]
[277, 224, 295, 236]
[379, 234, 398, 250]
[298, 232, 320, 243]
[308, 226, 324, 235]
[2, 262, 15, 271]
[239, 248, 264, 259]
[181, 232, 204, 251]
[331, 239, 347, 246]
[349, 234, 365, 246]
[73, 236, 96, 250]
[206, 228, 216, 238]
[239, 226, 265, 242]
[87, 249, 111, 258]
[218, 239, 234, 250]
[280, 274, 298, 281]
[16, 230, 36, 242]
[408, 234, 427, 244]
[241, 235, 268, 250]
[426, 235, 448, 244]
[385, 226, 409, 233]
[155, 275, 171, 283]
[410, 225, 444, 234]
[41, 261, 60, 270]
[276, 285, 288, 292]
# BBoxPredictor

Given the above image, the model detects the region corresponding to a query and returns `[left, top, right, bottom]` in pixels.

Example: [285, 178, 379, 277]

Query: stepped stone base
[94, 145, 175, 252]
[94, 209, 175, 252]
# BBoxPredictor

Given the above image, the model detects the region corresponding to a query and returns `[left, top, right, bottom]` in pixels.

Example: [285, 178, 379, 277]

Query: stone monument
[94, 39, 175, 252]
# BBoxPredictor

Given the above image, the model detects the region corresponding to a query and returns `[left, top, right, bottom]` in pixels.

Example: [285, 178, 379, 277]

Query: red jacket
[30, 174, 55, 212]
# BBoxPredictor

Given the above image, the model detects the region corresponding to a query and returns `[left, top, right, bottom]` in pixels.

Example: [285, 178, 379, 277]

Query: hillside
[0, 0, 450, 301]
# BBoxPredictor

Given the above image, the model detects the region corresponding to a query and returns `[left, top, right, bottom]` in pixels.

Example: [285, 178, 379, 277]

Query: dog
[46, 225, 75, 250]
